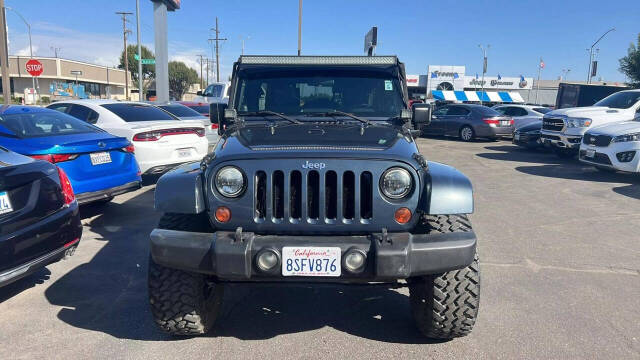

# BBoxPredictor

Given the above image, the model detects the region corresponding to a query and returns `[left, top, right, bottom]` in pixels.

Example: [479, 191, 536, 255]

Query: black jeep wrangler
[149, 55, 479, 339]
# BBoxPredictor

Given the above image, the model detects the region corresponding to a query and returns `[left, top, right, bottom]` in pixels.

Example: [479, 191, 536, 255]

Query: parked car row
[513, 90, 640, 173]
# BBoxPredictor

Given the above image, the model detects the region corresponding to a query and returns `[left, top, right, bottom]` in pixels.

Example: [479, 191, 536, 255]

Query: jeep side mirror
[412, 103, 432, 126]
[209, 103, 228, 136]
[197, 90, 203, 96]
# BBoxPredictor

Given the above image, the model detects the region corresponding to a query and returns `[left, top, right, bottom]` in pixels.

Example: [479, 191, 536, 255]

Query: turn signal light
[394, 207, 412, 224]
[215, 206, 231, 223]
[57, 167, 75, 205]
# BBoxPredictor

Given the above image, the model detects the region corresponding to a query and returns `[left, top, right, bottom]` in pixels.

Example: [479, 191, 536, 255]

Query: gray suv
[148, 55, 480, 339]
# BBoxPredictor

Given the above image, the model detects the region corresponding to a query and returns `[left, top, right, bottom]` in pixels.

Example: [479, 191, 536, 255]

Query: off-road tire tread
[148, 213, 222, 336]
[410, 214, 480, 339]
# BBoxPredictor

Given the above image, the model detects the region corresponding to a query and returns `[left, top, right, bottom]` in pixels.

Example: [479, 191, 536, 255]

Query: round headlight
[381, 167, 412, 199]
[215, 166, 245, 197]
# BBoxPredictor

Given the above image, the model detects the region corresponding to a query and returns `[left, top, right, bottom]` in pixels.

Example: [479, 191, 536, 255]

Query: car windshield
[594, 92, 640, 109]
[158, 104, 203, 118]
[101, 103, 177, 122]
[533, 107, 551, 114]
[235, 70, 405, 118]
[0, 110, 100, 138]
[203, 84, 225, 98]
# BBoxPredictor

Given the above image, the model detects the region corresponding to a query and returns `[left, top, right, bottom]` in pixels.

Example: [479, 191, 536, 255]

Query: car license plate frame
[0, 191, 13, 215]
[514, 133, 520, 141]
[178, 149, 191, 158]
[585, 149, 596, 158]
[282, 247, 341, 277]
[90, 152, 112, 165]
[500, 120, 510, 127]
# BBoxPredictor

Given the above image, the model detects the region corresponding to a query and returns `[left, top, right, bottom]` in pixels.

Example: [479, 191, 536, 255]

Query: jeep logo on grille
[302, 161, 326, 169]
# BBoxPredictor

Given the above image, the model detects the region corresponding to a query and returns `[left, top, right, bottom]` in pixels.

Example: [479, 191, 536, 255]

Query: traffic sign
[134, 54, 155, 65]
[25, 59, 43, 77]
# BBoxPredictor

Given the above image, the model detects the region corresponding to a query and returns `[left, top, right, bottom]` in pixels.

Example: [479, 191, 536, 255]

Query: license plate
[514, 133, 520, 141]
[90, 152, 111, 165]
[178, 149, 191, 158]
[585, 149, 596, 158]
[282, 247, 341, 277]
[0, 191, 13, 215]
[500, 120, 510, 126]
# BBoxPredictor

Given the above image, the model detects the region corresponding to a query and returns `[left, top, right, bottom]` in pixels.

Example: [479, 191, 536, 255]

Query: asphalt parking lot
[1, 137, 639, 359]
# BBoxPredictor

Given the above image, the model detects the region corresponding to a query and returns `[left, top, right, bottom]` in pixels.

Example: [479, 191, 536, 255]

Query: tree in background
[118, 45, 155, 97]
[168, 61, 199, 100]
[619, 33, 640, 88]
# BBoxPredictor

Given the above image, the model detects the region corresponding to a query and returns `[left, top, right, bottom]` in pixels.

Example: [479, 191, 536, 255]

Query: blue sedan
[0, 105, 141, 204]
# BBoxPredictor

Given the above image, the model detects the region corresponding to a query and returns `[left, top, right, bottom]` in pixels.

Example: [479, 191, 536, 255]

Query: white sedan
[47, 100, 209, 175]
[579, 121, 640, 173]
[493, 104, 552, 128]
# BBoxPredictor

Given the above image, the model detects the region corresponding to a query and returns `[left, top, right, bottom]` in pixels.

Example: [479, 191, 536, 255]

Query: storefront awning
[431, 91, 524, 103]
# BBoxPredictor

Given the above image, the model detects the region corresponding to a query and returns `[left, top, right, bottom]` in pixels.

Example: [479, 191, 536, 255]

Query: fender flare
[154, 162, 207, 214]
[420, 161, 474, 215]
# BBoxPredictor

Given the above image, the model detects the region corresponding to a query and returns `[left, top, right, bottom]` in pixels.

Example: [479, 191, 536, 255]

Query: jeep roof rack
[238, 55, 398, 66]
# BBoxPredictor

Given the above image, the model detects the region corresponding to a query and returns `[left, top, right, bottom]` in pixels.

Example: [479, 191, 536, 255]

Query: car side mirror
[412, 103, 432, 126]
[209, 103, 228, 136]
[197, 90, 203, 96]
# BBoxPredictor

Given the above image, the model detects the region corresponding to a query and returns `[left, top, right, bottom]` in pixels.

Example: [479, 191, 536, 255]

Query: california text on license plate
[178, 149, 191, 158]
[500, 121, 510, 126]
[282, 247, 341, 277]
[0, 191, 13, 215]
[90, 152, 111, 165]
[586, 149, 596, 158]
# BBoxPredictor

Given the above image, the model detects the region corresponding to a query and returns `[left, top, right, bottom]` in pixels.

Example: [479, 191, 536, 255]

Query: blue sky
[5, 0, 640, 83]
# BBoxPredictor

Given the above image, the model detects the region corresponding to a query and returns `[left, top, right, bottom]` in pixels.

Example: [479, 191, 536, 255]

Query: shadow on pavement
[0, 267, 51, 303]
[42, 186, 439, 344]
[476, 145, 566, 165]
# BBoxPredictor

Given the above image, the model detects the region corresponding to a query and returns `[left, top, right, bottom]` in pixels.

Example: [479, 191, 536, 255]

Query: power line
[116, 11, 133, 100]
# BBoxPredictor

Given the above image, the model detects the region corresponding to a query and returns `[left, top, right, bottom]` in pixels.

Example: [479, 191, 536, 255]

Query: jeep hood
[215, 123, 419, 162]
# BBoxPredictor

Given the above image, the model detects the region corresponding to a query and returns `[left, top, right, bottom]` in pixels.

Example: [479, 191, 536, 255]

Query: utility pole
[205, 58, 209, 86]
[298, 0, 302, 56]
[208, 17, 227, 82]
[116, 11, 133, 100]
[535, 58, 544, 104]
[478, 44, 489, 105]
[587, 27, 615, 84]
[0, 0, 10, 105]
[197, 54, 206, 88]
[135, 0, 143, 101]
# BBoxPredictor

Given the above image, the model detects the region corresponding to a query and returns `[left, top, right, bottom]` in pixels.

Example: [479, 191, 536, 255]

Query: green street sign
[134, 54, 155, 64]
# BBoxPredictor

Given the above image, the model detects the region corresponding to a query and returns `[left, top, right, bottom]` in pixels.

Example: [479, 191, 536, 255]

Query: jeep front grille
[254, 169, 374, 224]
[542, 117, 564, 132]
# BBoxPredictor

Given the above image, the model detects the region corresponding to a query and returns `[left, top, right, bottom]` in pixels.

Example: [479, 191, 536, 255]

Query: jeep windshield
[234, 69, 405, 119]
[594, 91, 640, 109]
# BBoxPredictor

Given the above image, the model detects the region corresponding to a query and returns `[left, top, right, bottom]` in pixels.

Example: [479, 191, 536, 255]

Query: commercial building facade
[2, 56, 132, 103]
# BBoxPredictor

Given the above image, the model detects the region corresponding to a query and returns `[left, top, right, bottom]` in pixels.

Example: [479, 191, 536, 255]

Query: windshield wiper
[240, 111, 303, 124]
[324, 110, 370, 125]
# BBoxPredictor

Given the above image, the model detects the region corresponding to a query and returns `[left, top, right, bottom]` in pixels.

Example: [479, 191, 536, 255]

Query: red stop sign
[25, 59, 43, 77]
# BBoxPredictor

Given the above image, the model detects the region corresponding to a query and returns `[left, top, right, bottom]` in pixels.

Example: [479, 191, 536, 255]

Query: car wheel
[409, 214, 480, 339]
[459, 126, 475, 142]
[148, 213, 223, 336]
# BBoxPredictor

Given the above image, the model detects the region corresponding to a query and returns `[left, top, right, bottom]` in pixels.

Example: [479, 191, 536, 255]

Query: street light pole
[5, 7, 38, 104]
[587, 27, 615, 84]
[478, 44, 489, 105]
[297, 0, 302, 56]
[136, 0, 143, 101]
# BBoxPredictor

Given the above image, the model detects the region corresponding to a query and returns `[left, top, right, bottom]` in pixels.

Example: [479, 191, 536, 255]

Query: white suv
[579, 119, 640, 172]
[48, 100, 208, 175]
[540, 90, 640, 156]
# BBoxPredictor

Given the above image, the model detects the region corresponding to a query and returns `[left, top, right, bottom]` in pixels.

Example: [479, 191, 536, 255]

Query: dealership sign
[464, 76, 532, 90]
[25, 59, 43, 77]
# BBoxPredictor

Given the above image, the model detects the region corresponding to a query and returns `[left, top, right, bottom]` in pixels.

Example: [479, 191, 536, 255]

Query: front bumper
[75, 180, 141, 204]
[150, 228, 477, 281]
[540, 130, 583, 149]
[513, 131, 542, 147]
[579, 142, 640, 172]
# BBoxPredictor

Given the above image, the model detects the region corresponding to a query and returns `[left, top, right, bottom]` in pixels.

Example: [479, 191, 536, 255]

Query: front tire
[459, 126, 475, 142]
[148, 213, 223, 336]
[409, 214, 480, 339]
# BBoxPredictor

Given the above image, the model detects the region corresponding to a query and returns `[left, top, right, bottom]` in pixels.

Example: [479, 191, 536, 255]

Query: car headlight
[566, 117, 592, 128]
[215, 166, 245, 197]
[380, 167, 412, 199]
[612, 132, 640, 143]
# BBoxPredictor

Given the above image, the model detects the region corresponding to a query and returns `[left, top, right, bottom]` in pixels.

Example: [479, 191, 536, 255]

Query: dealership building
[1, 56, 131, 103]
[408, 65, 540, 104]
